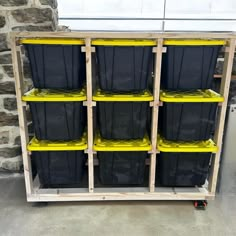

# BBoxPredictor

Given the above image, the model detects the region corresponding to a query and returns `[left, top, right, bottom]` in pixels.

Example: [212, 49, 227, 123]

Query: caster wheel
[194, 200, 207, 210]
[32, 202, 48, 207]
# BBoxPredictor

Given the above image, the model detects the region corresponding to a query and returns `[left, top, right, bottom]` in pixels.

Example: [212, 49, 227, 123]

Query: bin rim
[164, 39, 226, 46]
[22, 88, 86, 102]
[93, 131, 151, 151]
[160, 89, 224, 103]
[27, 132, 87, 151]
[93, 89, 153, 102]
[157, 135, 217, 153]
[20, 38, 85, 45]
[92, 39, 156, 46]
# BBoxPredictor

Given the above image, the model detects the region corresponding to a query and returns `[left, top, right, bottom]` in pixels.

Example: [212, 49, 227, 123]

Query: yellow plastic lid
[93, 132, 151, 151]
[22, 88, 86, 102]
[157, 136, 217, 153]
[164, 39, 226, 46]
[93, 89, 153, 102]
[20, 38, 85, 45]
[92, 39, 156, 46]
[28, 133, 87, 151]
[160, 89, 224, 103]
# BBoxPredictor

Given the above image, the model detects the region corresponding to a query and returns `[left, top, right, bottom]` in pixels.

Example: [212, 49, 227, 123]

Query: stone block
[40, 0, 57, 9]
[0, 15, 6, 28]
[4, 97, 17, 111]
[0, 81, 16, 94]
[0, 33, 8, 52]
[12, 24, 54, 32]
[14, 136, 21, 145]
[22, 57, 32, 78]
[0, 51, 12, 64]
[0, 0, 27, 6]
[11, 8, 53, 24]
[0, 131, 9, 144]
[2, 65, 14, 77]
[1, 156, 23, 172]
[0, 146, 21, 158]
[0, 112, 18, 126]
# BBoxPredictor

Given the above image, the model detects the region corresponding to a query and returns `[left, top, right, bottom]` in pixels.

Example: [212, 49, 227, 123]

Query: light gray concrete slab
[0, 175, 235, 236]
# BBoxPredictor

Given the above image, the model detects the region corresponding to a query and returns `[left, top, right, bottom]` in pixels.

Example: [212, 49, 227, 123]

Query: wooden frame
[11, 32, 236, 202]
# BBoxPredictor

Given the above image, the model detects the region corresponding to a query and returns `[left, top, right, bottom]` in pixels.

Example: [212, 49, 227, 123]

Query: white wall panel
[58, 0, 165, 18]
[57, 0, 236, 31]
[59, 19, 163, 31]
[164, 20, 236, 31]
[165, 0, 236, 19]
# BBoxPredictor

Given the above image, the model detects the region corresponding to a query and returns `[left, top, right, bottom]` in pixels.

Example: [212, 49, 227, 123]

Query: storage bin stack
[92, 40, 155, 185]
[21, 38, 87, 187]
[157, 39, 225, 187]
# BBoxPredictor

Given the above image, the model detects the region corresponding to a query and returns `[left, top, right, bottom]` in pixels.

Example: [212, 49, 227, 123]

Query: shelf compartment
[21, 38, 86, 90]
[161, 40, 224, 90]
[92, 40, 155, 93]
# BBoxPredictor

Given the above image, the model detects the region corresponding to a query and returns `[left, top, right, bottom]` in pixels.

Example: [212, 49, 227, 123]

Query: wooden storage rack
[11, 32, 236, 202]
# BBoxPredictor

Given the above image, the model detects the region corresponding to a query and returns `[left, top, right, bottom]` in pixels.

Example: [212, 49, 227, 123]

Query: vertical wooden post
[149, 39, 163, 192]
[208, 39, 236, 194]
[11, 34, 33, 197]
[85, 38, 94, 193]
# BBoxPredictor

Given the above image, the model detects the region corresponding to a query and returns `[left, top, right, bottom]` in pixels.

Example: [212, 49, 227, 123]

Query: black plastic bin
[161, 41, 223, 90]
[24, 43, 86, 89]
[98, 102, 149, 139]
[98, 151, 147, 185]
[159, 102, 218, 141]
[29, 102, 86, 141]
[93, 40, 155, 92]
[157, 152, 211, 187]
[33, 151, 85, 187]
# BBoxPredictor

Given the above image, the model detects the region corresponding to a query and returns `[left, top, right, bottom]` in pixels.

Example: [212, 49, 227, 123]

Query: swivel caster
[194, 200, 207, 210]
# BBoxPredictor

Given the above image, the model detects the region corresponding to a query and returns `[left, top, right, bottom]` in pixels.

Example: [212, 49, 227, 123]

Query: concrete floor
[0, 173, 235, 236]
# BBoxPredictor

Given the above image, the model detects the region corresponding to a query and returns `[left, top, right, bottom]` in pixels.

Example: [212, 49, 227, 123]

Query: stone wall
[0, 0, 58, 171]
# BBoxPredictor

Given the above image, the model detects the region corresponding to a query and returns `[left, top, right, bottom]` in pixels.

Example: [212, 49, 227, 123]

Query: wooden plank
[214, 74, 236, 80]
[84, 38, 94, 193]
[14, 31, 236, 39]
[209, 39, 236, 194]
[149, 39, 163, 192]
[27, 187, 213, 202]
[10, 34, 33, 197]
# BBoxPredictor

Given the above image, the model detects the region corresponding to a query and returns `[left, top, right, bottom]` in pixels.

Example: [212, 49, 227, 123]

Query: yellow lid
[157, 136, 217, 153]
[20, 38, 85, 45]
[22, 88, 86, 102]
[28, 133, 87, 151]
[160, 89, 224, 103]
[164, 39, 226, 46]
[93, 89, 153, 102]
[92, 39, 156, 46]
[93, 132, 151, 151]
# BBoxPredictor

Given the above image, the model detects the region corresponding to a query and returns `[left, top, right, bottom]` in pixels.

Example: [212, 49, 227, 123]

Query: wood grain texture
[11, 36, 33, 196]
